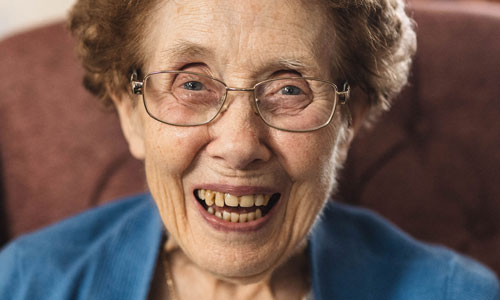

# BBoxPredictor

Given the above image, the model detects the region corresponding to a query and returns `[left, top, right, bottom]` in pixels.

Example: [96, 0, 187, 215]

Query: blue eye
[280, 85, 302, 95]
[183, 81, 204, 91]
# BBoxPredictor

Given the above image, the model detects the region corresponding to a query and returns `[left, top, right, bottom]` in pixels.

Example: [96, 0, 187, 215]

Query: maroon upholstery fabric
[0, 1, 498, 275]
[0, 23, 147, 241]
[338, 1, 500, 274]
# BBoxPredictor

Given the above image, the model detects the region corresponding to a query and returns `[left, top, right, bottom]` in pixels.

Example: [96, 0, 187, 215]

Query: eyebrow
[158, 40, 314, 75]
[276, 57, 308, 73]
[159, 40, 215, 64]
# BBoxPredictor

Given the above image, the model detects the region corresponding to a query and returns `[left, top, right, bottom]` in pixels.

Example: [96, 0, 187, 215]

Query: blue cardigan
[1, 194, 498, 299]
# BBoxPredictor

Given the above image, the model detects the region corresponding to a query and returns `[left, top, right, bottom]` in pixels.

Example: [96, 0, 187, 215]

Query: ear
[335, 86, 369, 163]
[111, 94, 146, 160]
[347, 86, 370, 136]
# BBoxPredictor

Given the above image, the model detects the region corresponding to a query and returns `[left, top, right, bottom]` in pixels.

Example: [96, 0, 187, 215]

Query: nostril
[206, 135, 271, 170]
[206, 99, 271, 169]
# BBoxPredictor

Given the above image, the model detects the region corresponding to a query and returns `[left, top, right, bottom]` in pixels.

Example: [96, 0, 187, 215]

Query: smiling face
[115, 0, 355, 282]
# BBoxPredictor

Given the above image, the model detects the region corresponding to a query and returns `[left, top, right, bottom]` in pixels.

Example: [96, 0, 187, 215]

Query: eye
[280, 85, 302, 95]
[183, 81, 204, 91]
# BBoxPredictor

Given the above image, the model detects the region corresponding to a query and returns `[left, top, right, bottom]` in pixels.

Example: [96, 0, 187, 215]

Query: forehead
[144, 0, 335, 77]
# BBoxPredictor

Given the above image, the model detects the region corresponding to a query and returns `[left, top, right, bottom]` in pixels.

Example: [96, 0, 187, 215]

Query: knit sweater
[1, 194, 498, 299]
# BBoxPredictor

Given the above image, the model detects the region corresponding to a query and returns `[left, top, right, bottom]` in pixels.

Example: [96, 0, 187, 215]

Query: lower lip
[193, 195, 281, 232]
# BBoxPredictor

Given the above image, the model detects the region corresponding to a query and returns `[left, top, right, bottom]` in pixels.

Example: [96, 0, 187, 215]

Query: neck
[153, 236, 310, 300]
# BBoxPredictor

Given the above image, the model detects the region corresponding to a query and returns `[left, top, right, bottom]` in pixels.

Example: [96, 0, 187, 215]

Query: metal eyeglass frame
[130, 70, 350, 132]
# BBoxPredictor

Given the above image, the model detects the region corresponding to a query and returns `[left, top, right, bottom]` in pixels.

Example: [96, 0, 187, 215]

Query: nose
[206, 92, 272, 170]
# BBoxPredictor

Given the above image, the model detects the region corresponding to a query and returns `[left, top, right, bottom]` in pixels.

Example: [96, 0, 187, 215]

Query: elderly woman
[1, 0, 498, 299]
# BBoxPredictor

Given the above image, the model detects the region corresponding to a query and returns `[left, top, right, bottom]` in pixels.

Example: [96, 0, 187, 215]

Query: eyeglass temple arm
[337, 81, 350, 105]
[337, 81, 352, 127]
[130, 70, 144, 95]
[130, 70, 350, 102]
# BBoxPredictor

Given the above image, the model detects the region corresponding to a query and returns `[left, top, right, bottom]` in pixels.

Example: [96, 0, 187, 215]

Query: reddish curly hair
[68, 0, 416, 123]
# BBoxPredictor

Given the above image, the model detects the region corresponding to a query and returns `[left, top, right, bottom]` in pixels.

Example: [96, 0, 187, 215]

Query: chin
[175, 180, 332, 283]
[145, 129, 344, 284]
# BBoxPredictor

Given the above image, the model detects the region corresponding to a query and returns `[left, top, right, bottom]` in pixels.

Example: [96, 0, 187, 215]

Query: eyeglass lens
[143, 72, 338, 131]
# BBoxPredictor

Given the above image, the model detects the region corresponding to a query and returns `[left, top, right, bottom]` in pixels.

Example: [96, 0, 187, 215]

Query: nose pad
[206, 90, 271, 170]
[217, 89, 260, 117]
[212, 93, 230, 121]
[220, 101, 229, 114]
[252, 96, 260, 115]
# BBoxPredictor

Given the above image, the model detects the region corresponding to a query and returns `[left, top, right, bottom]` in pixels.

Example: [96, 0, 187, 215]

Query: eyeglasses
[130, 70, 350, 132]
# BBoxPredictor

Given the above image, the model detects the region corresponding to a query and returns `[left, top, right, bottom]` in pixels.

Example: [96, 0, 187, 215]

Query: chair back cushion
[338, 1, 500, 274]
[0, 1, 499, 275]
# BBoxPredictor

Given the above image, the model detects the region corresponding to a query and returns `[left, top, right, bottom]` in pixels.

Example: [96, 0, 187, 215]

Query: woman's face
[117, 0, 352, 282]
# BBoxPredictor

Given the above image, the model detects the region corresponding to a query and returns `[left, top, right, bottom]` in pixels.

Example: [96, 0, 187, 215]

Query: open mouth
[194, 189, 281, 223]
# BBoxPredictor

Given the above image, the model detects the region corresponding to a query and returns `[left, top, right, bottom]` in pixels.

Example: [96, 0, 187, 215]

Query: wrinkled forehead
[142, 0, 336, 78]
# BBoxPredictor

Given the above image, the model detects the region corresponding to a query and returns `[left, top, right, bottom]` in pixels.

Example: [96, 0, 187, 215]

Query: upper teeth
[197, 189, 271, 208]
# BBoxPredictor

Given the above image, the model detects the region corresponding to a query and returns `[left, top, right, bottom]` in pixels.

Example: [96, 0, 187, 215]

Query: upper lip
[205, 160, 283, 179]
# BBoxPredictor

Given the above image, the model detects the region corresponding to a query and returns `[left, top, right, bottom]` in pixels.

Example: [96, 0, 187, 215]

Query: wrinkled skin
[113, 0, 364, 298]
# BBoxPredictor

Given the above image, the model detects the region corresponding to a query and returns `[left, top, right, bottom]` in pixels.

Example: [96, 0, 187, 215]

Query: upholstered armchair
[1, 1, 499, 275]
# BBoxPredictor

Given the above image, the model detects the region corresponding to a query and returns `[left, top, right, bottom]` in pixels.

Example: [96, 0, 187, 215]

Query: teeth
[230, 212, 239, 223]
[224, 193, 239, 207]
[239, 213, 248, 223]
[239, 195, 255, 207]
[223, 211, 231, 221]
[197, 189, 277, 223]
[255, 195, 264, 206]
[215, 192, 224, 207]
[205, 190, 215, 206]
[264, 194, 271, 206]
[210, 209, 263, 223]
[197, 189, 206, 200]
[198, 189, 273, 208]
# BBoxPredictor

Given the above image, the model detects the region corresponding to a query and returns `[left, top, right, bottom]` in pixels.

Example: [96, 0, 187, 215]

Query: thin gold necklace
[161, 245, 311, 300]
[161, 248, 179, 300]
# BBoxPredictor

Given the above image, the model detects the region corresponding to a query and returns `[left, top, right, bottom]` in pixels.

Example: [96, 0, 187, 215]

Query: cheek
[143, 123, 209, 175]
[284, 126, 344, 238]
[271, 126, 339, 182]
[142, 123, 211, 251]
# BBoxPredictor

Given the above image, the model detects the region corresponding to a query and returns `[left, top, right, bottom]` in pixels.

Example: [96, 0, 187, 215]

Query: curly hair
[68, 0, 161, 106]
[68, 0, 416, 122]
[326, 0, 416, 123]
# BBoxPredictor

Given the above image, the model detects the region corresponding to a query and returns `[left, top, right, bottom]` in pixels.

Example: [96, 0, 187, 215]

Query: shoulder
[2, 193, 157, 259]
[0, 193, 163, 300]
[309, 201, 499, 300]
